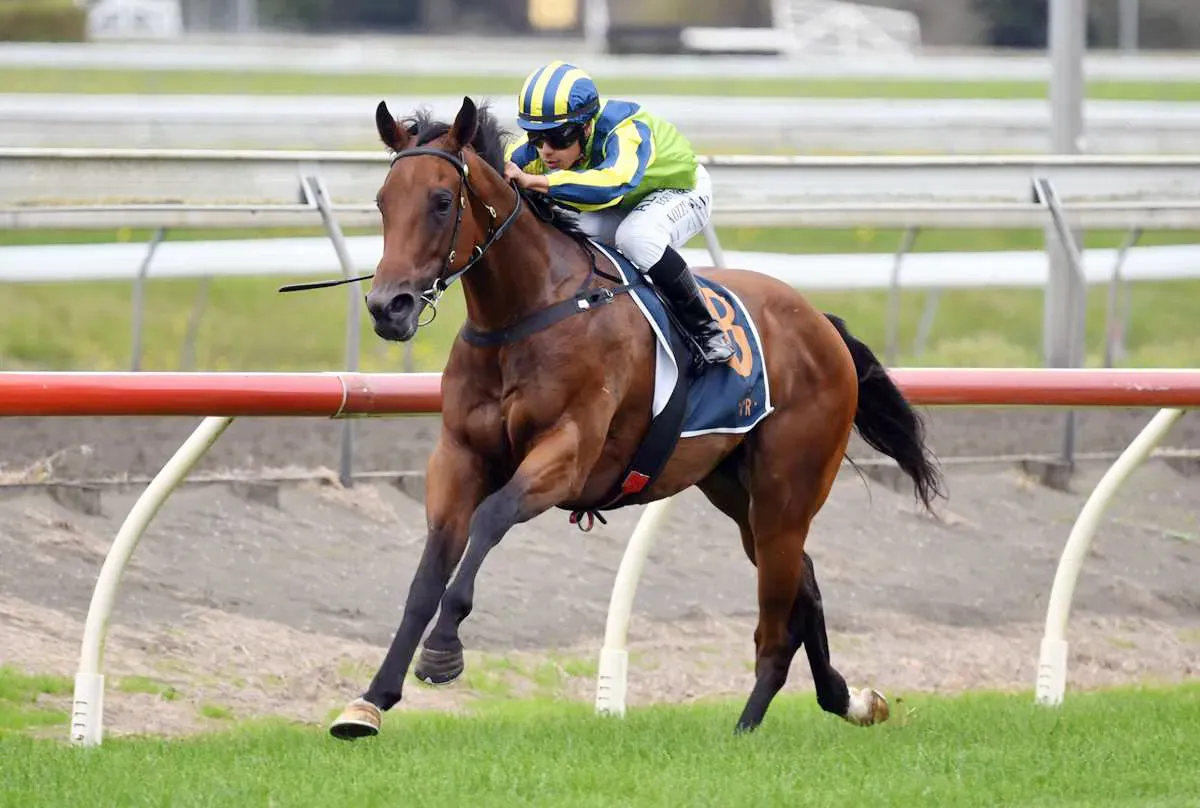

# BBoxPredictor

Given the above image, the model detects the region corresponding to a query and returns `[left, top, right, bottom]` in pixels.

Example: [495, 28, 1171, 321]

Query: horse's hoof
[844, 687, 890, 727]
[415, 645, 465, 686]
[329, 698, 381, 740]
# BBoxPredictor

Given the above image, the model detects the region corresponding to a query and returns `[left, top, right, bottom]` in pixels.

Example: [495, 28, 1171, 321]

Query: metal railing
[6, 148, 1200, 479]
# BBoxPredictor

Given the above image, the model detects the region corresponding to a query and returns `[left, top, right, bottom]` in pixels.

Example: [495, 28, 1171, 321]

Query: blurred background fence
[3, 0, 1197, 52]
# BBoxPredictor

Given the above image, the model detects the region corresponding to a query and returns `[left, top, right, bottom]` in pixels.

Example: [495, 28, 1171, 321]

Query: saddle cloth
[589, 240, 774, 438]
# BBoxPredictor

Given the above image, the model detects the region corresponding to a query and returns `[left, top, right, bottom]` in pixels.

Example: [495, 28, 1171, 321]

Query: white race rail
[594, 497, 675, 716]
[1033, 407, 1186, 706]
[0, 369, 444, 747]
[7, 149, 1200, 231]
[3, 369, 1200, 743]
[590, 369, 1200, 718]
[72, 416, 233, 746]
[6, 94, 1200, 152]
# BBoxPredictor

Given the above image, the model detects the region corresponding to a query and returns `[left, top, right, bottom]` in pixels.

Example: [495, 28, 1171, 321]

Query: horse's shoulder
[442, 343, 502, 400]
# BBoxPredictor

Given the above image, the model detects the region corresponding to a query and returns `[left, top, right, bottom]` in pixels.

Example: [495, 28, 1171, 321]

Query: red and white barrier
[2, 368, 1200, 416]
[1, 367, 1197, 745]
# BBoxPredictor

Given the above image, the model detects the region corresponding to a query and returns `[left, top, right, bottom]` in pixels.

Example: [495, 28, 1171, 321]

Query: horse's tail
[824, 313, 945, 512]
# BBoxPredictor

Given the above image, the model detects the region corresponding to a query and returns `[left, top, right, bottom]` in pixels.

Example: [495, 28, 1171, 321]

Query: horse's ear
[375, 100, 410, 151]
[448, 96, 478, 150]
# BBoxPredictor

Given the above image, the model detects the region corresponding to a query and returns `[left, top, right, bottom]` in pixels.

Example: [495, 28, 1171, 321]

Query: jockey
[503, 61, 735, 365]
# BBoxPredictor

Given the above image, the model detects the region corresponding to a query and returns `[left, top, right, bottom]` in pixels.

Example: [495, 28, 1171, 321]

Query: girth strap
[460, 282, 640, 348]
[567, 316, 692, 531]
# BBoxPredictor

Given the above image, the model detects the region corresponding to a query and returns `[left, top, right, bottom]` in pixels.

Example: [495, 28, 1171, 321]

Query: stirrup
[700, 339, 735, 364]
[693, 328, 735, 364]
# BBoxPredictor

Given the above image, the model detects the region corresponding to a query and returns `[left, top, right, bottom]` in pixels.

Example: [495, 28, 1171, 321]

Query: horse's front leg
[421, 418, 601, 672]
[329, 436, 489, 740]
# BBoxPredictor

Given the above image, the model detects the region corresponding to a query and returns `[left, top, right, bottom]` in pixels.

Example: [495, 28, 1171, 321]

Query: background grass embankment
[3, 226, 1198, 372]
[4, 67, 1200, 103]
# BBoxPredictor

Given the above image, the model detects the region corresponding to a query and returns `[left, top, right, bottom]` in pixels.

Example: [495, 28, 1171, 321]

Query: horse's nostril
[387, 293, 416, 319]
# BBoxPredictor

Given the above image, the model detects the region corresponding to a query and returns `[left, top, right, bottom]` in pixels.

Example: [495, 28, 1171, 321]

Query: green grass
[3, 226, 1199, 372]
[3, 67, 1200, 102]
[114, 676, 181, 702]
[0, 665, 72, 736]
[198, 704, 234, 721]
[2, 684, 1199, 807]
[8, 224, 1198, 253]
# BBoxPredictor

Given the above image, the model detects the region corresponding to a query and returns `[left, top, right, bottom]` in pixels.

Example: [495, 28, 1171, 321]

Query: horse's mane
[399, 103, 590, 243]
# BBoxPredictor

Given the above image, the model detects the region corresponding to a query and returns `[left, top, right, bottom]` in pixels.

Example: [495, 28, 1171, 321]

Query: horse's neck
[460, 199, 590, 333]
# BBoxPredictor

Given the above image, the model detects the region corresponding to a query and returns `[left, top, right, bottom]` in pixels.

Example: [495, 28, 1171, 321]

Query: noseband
[278, 146, 524, 326]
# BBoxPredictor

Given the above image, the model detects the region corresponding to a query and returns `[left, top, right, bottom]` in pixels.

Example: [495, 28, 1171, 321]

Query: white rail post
[886, 226, 920, 366]
[1035, 176, 1089, 473]
[301, 169, 363, 488]
[595, 496, 674, 716]
[72, 415, 234, 746]
[130, 227, 166, 372]
[1104, 228, 1141, 368]
[1034, 407, 1185, 707]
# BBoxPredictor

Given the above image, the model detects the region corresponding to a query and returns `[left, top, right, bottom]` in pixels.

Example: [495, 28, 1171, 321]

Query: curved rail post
[1035, 407, 1185, 707]
[71, 415, 235, 746]
[594, 496, 675, 717]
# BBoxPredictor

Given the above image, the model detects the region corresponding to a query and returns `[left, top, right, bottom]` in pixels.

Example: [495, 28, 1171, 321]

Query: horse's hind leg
[734, 409, 888, 733]
[734, 513, 812, 733]
[798, 551, 889, 726]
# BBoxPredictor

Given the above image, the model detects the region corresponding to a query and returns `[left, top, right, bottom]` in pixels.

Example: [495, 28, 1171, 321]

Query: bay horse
[319, 96, 944, 739]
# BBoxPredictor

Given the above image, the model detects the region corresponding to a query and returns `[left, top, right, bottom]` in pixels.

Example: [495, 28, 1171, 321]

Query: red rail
[889, 368, 1200, 407]
[0, 372, 442, 417]
[0, 369, 1198, 417]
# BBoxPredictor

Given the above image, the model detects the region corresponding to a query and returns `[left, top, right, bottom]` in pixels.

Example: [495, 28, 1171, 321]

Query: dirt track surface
[2, 407, 1199, 738]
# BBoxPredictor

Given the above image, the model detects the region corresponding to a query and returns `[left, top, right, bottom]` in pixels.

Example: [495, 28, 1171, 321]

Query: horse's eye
[432, 192, 454, 215]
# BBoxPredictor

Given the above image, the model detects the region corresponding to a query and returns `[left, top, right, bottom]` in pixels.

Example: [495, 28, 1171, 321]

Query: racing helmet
[516, 61, 600, 132]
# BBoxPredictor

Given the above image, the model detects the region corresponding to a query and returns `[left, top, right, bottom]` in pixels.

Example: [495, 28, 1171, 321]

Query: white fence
[6, 94, 1200, 152]
[1, 369, 1195, 745]
[6, 147, 1200, 736]
[6, 148, 1200, 474]
[7, 236, 1200, 290]
[6, 148, 1200, 374]
[8, 149, 1200, 231]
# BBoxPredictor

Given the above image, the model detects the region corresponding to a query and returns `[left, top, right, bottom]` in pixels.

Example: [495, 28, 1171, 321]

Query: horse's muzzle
[365, 288, 420, 342]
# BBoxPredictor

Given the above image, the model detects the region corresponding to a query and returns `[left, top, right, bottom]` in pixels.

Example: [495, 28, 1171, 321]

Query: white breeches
[574, 164, 713, 271]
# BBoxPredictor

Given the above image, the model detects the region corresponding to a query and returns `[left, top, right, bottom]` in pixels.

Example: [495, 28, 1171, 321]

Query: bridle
[278, 145, 524, 326]
[280, 141, 636, 354]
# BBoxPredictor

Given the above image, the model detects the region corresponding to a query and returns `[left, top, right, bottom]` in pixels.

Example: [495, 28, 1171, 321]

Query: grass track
[3, 68, 1200, 103]
[2, 683, 1200, 807]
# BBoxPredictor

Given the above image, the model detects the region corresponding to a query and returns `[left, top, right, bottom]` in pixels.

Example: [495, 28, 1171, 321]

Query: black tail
[825, 313, 946, 512]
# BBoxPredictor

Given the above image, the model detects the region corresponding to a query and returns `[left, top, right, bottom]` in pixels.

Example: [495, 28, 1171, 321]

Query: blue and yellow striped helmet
[516, 61, 600, 132]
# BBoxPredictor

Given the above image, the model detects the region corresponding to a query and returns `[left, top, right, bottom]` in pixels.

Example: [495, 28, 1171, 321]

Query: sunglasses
[528, 125, 583, 150]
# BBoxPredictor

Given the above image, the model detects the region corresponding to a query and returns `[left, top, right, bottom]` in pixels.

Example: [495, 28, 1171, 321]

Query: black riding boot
[645, 247, 735, 365]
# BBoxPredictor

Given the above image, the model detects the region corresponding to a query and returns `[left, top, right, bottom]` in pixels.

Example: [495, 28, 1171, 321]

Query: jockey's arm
[544, 118, 653, 210]
[504, 136, 544, 173]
